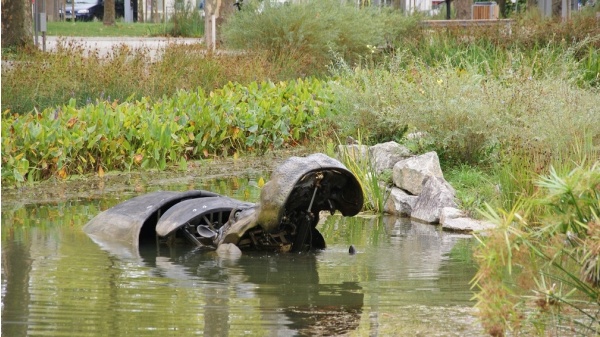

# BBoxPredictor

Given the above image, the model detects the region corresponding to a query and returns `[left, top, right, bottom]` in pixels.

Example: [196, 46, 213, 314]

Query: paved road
[38, 36, 204, 58]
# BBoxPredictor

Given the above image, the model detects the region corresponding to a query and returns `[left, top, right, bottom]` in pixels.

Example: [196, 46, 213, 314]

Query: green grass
[46, 21, 173, 37]
[1, 43, 290, 114]
[45, 5, 205, 37]
[222, 0, 393, 76]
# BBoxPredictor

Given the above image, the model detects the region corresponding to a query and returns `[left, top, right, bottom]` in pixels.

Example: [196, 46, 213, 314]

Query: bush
[168, 0, 204, 37]
[1, 42, 284, 114]
[393, 12, 600, 86]
[221, 0, 387, 76]
[1, 79, 339, 184]
[332, 46, 600, 168]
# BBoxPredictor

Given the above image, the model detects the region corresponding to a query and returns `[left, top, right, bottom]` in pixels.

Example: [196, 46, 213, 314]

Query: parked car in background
[60, 0, 126, 21]
[61, 0, 104, 21]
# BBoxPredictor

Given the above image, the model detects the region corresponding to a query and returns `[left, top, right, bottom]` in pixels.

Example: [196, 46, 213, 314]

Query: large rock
[440, 207, 497, 232]
[392, 151, 444, 195]
[369, 141, 411, 174]
[439, 207, 464, 223]
[411, 176, 457, 223]
[384, 187, 418, 216]
[337, 144, 369, 162]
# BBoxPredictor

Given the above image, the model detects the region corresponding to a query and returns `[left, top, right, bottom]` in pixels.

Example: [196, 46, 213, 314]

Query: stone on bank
[338, 141, 497, 233]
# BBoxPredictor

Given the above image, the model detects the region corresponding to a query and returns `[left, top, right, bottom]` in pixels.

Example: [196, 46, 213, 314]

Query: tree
[204, 0, 237, 49]
[455, 0, 471, 19]
[1, 0, 34, 49]
[497, 0, 507, 17]
[445, 0, 453, 19]
[103, 0, 116, 26]
[151, 0, 159, 22]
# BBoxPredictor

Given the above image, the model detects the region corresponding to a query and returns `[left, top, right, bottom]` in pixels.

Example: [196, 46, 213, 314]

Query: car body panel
[83, 190, 220, 248]
[155, 196, 254, 237]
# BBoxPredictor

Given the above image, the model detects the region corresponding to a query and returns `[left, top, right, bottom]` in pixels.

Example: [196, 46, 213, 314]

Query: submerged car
[84, 153, 364, 253]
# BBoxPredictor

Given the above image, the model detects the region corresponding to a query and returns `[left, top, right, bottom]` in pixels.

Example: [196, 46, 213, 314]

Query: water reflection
[2, 183, 483, 336]
[138, 245, 364, 336]
[1, 232, 31, 337]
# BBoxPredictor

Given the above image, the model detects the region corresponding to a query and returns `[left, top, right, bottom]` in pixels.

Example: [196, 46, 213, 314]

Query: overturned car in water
[84, 153, 364, 253]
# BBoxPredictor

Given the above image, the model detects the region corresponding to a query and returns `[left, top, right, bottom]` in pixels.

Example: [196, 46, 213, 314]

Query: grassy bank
[44, 4, 204, 37]
[45, 21, 168, 37]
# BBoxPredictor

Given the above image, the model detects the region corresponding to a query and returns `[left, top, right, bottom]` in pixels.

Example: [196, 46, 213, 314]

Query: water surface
[2, 175, 484, 336]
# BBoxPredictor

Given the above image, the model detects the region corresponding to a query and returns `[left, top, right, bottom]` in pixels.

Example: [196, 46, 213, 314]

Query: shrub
[221, 0, 387, 76]
[332, 49, 600, 168]
[168, 0, 204, 37]
[1, 42, 283, 114]
[1, 79, 339, 184]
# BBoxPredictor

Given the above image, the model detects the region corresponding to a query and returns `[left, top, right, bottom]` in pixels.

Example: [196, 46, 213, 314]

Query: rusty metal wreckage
[84, 153, 364, 254]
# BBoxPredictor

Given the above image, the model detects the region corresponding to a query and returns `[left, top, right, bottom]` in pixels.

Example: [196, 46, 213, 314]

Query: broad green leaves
[1, 79, 338, 184]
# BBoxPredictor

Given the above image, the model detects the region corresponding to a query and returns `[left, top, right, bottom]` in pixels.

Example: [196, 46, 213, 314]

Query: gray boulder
[337, 144, 369, 162]
[384, 187, 418, 216]
[440, 207, 497, 232]
[392, 151, 444, 195]
[411, 176, 457, 223]
[439, 207, 464, 222]
[369, 141, 411, 174]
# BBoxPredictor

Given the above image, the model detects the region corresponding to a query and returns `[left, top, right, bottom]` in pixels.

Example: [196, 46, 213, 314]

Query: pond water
[1, 173, 485, 336]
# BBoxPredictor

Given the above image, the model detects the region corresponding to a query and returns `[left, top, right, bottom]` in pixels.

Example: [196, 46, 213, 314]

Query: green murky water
[1, 174, 485, 336]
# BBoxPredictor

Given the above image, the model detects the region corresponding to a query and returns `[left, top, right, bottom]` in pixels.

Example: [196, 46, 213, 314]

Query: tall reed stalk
[335, 131, 388, 213]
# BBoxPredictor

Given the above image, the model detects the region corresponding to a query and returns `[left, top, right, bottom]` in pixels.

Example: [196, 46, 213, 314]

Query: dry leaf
[66, 117, 78, 128]
[58, 168, 67, 179]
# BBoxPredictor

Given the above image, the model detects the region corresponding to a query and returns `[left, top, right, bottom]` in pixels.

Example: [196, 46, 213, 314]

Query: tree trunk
[552, 0, 561, 16]
[138, 0, 144, 22]
[151, 0, 158, 23]
[204, 0, 237, 50]
[1, 236, 32, 337]
[455, 0, 471, 19]
[1, 0, 34, 49]
[496, 0, 506, 17]
[104, 0, 116, 25]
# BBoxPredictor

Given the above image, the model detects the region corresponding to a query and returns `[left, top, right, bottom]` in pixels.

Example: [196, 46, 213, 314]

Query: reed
[335, 131, 389, 213]
[472, 157, 600, 336]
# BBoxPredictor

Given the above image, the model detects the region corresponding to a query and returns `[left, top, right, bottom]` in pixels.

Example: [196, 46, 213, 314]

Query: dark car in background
[61, 0, 126, 21]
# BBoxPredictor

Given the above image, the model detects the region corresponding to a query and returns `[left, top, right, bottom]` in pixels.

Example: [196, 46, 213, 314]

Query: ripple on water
[2, 195, 484, 336]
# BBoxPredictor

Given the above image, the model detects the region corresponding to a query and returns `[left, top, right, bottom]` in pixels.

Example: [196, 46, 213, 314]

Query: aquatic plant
[1, 78, 338, 184]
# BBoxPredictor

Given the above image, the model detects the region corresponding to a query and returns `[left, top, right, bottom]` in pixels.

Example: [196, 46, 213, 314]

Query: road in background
[39, 36, 204, 58]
